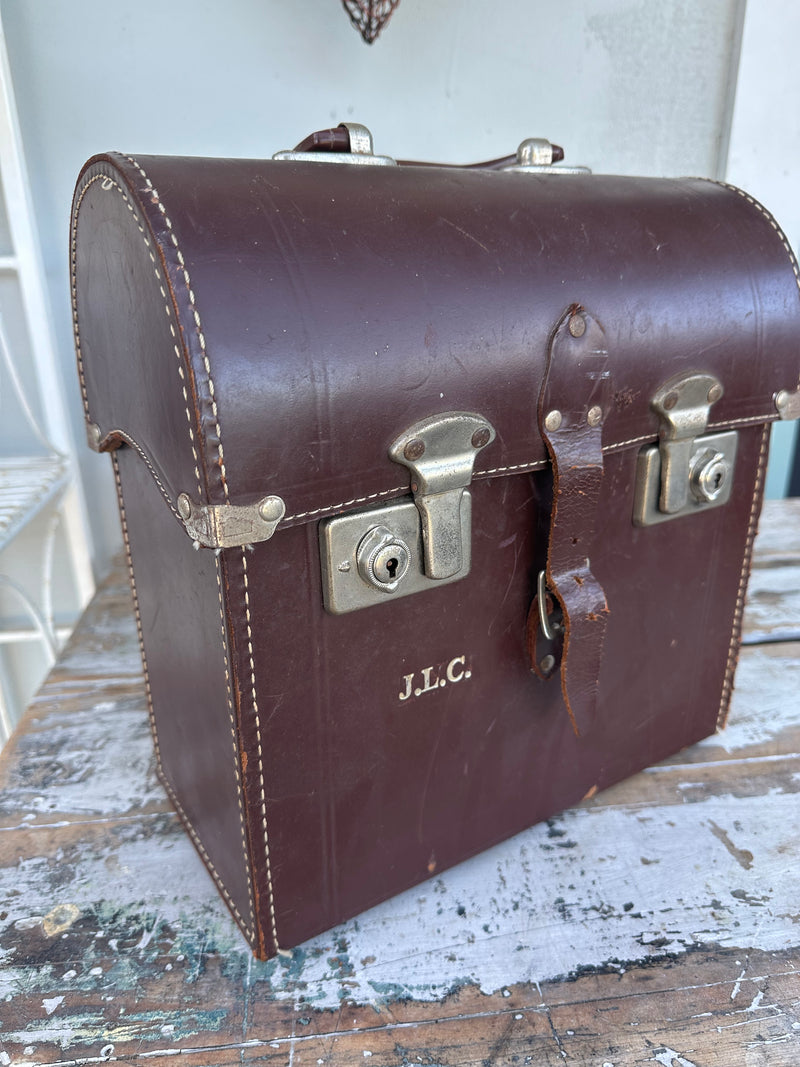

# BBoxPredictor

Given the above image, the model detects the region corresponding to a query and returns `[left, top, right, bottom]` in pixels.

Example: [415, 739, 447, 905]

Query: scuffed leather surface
[71, 151, 797, 958]
[536, 308, 612, 735]
[114, 447, 258, 948]
[73, 155, 800, 521]
[229, 428, 769, 952]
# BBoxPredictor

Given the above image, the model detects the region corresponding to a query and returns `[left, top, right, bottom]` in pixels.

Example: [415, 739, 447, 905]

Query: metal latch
[633, 372, 738, 526]
[177, 493, 285, 548]
[388, 413, 496, 579]
[319, 411, 495, 614]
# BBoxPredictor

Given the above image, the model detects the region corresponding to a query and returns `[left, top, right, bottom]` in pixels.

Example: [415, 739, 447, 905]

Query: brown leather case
[71, 134, 800, 959]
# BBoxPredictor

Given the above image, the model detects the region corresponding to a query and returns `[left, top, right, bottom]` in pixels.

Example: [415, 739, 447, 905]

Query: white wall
[2, 0, 747, 574]
[727, 0, 800, 498]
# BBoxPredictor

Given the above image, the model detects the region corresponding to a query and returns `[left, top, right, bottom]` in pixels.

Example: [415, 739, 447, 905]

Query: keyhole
[385, 557, 399, 579]
[713, 470, 724, 491]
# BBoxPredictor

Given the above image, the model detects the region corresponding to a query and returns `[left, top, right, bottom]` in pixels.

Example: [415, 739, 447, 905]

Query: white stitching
[709, 414, 776, 429]
[281, 413, 781, 525]
[75, 165, 260, 942]
[76, 171, 794, 539]
[479, 460, 549, 476]
[698, 178, 800, 391]
[284, 484, 407, 523]
[112, 453, 256, 944]
[214, 556, 258, 932]
[603, 434, 653, 453]
[241, 548, 280, 954]
[705, 180, 800, 290]
[716, 423, 770, 730]
[71, 173, 203, 495]
[121, 155, 231, 500]
[601, 417, 777, 456]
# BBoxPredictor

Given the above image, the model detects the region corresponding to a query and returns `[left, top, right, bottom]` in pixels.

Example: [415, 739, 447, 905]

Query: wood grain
[0, 499, 798, 1065]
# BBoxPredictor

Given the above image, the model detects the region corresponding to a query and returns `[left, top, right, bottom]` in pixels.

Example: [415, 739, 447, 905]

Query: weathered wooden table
[1, 500, 799, 1066]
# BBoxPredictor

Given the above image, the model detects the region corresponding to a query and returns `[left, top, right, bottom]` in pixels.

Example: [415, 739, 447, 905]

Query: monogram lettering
[398, 655, 472, 701]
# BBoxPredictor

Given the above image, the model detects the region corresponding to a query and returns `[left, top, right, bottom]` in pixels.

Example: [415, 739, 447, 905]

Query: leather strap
[529, 305, 612, 736]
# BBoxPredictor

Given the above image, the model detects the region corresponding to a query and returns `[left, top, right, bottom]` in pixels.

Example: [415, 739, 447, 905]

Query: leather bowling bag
[71, 124, 800, 958]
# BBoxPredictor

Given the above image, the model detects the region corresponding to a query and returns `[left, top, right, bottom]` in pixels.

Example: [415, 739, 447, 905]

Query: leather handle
[528, 305, 612, 736]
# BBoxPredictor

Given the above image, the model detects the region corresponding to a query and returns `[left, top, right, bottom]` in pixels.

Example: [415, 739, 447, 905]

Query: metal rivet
[587, 405, 603, 427]
[707, 383, 723, 404]
[544, 410, 563, 432]
[87, 422, 101, 447]
[404, 438, 426, 461]
[568, 314, 586, 338]
[540, 654, 556, 673]
[177, 494, 193, 520]
[776, 389, 789, 411]
[663, 391, 679, 411]
[258, 496, 285, 523]
[471, 427, 491, 449]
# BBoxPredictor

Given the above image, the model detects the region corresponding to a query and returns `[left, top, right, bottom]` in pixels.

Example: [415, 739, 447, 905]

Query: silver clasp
[633, 371, 738, 526]
[389, 412, 496, 580]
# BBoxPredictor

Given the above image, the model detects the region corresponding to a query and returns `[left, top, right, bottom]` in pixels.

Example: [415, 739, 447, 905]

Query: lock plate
[633, 430, 738, 526]
[320, 496, 471, 615]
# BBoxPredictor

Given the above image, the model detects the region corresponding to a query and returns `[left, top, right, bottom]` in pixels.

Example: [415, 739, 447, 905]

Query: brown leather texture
[535, 307, 613, 735]
[71, 149, 800, 959]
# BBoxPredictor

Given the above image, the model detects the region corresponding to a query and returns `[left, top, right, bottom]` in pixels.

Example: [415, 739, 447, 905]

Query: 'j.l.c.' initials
[398, 656, 472, 701]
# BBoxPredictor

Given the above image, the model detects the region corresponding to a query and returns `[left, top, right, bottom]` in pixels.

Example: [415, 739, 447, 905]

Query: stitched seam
[285, 484, 407, 523]
[479, 460, 549, 476]
[214, 555, 258, 932]
[709, 414, 776, 429]
[282, 462, 550, 524]
[716, 423, 770, 730]
[282, 416, 778, 526]
[241, 548, 280, 953]
[698, 178, 800, 391]
[70, 185, 92, 416]
[122, 154, 230, 500]
[71, 174, 203, 497]
[112, 454, 256, 943]
[76, 168, 258, 940]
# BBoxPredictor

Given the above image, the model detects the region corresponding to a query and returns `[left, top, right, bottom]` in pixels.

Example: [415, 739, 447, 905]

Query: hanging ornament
[340, 0, 401, 44]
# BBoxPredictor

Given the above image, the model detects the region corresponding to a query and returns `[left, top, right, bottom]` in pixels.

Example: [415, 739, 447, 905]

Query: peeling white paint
[652, 1050, 699, 1067]
[747, 990, 765, 1011]
[730, 968, 747, 1000]
[1, 511, 798, 1031]
[2, 789, 798, 1009]
[702, 649, 800, 754]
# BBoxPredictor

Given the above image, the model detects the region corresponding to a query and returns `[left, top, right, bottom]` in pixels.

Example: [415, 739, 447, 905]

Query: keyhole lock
[691, 449, 731, 503]
[356, 525, 412, 593]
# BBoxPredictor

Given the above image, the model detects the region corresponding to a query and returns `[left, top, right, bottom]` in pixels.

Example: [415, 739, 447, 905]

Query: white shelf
[0, 625, 71, 645]
[0, 12, 94, 746]
[0, 454, 69, 551]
